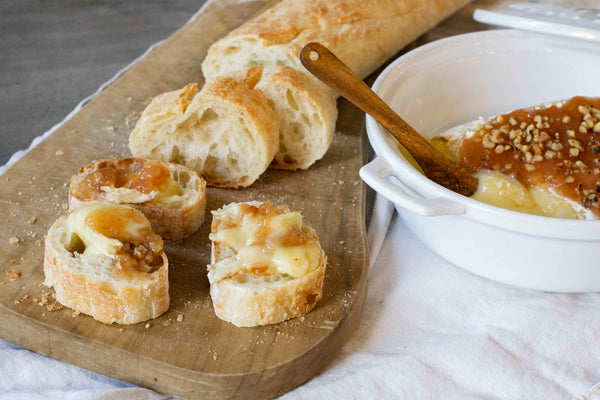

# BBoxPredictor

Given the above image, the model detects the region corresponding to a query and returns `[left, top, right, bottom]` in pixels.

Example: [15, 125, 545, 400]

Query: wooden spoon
[300, 42, 478, 197]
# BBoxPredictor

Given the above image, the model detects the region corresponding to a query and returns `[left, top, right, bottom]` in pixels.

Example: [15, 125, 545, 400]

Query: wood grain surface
[0, 1, 369, 399]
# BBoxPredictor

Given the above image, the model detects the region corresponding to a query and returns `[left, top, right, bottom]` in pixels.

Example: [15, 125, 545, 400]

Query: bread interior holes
[222, 46, 240, 55]
[169, 146, 183, 164]
[199, 108, 219, 124]
[285, 90, 299, 110]
[177, 170, 190, 186]
[65, 233, 85, 254]
[289, 122, 306, 142]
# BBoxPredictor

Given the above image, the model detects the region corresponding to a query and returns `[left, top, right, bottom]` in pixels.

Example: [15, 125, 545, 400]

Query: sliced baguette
[201, 0, 471, 84]
[208, 201, 326, 327]
[129, 67, 279, 188]
[69, 157, 206, 240]
[44, 203, 169, 324]
[257, 66, 338, 170]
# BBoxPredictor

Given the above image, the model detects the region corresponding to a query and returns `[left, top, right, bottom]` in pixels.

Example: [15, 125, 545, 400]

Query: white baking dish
[360, 29, 600, 292]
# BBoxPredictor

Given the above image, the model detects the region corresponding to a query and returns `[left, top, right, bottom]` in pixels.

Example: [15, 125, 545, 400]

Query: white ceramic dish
[360, 29, 600, 292]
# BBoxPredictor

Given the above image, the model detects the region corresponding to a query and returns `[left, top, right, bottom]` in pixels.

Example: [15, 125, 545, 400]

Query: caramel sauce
[223, 202, 312, 275]
[73, 158, 171, 200]
[458, 97, 600, 216]
[86, 206, 164, 274]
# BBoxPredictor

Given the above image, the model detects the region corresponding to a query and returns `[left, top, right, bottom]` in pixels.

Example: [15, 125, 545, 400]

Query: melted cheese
[99, 168, 183, 208]
[435, 120, 589, 219]
[207, 204, 322, 283]
[66, 203, 151, 257]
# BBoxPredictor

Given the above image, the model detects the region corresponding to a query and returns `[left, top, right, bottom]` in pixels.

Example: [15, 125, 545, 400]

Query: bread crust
[257, 66, 338, 170]
[129, 67, 279, 188]
[209, 201, 326, 327]
[202, 0, 471, 83]
[44, 215, 169, 325]
[69, 158, 206, 240]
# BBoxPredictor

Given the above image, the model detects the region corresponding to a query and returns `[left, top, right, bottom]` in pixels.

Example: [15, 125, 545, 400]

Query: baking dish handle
[360, 157, 466, 216]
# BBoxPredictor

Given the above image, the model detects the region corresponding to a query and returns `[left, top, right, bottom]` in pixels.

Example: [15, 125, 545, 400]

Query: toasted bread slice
[69, 157, 206, 240]
[256, 66, 338, 170]
[129, 67, 279, 188]
[44, 203, 169, 324]
[208, 201, 326, 327]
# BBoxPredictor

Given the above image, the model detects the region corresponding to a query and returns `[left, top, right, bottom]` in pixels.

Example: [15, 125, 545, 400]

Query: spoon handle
[300, 42, 478, 197]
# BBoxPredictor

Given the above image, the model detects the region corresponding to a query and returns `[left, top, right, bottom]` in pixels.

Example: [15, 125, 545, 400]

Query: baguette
[129, 67, 279, 188]
[257, 66, 338, 170]
[202, 0, 471, 84]
[44, 203, 169, 324]
[69, 157, 206, 240]
[208, 201, 326, 327]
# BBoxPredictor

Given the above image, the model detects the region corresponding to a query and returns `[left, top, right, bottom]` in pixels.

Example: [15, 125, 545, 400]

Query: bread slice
[201, 0, 471, 84]
[129, 67, 279, 188]
[44, 203, 169, 324]
[208, 201, 326, 327]
[69, 157, 206, 240]
[256, 66, 338, 170]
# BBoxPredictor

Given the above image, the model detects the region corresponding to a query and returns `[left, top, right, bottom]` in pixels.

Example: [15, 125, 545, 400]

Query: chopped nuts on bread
[44, 203, 169, 324]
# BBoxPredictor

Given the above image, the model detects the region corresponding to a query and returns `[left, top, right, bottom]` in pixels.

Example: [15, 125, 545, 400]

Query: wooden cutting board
[0, 1, 369, 399]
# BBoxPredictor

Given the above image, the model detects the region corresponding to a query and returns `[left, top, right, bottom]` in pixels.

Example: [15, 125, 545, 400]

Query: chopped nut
[566, 176, 575, 183]
[567, 130, 576, 138]
[532, 155, 543, 163]
[594, 122, 600, 133]
[509, 117, 517, 126]
[579, 125, 588, 134]
[545, 150, 557, 159]
[563, 116, 571, 123]
[570, 148, 580, 157]
[494, 145, 504, 154]
[524, 164, 536, 172]
[575, 160, 588, 170]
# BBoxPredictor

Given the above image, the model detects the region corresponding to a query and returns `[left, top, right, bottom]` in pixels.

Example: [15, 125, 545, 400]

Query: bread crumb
[47, 304, 63, 311]
[28, 217, 37, 224]
[119, 328, 124, 332]
[162, 320, 172, 327]
[339, 241, 345, 245]
[55, 150, 64, 156]
[72, 310, 81, 317]
[177, 314, 184, 322]
[5, 270, 21, 279]
[213, 355, 218, 360]
[9, 237, 19, 245]
[41, 293, 50, 305]
[145, 323, 151, 328]
[35, 240, 42, 247]
[10, 260, 19, 266]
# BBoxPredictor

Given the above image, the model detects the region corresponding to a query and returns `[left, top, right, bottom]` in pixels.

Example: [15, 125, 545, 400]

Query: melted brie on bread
[208, 201, 326, 327]
[69, 158, 206, 239]
[44, 203, 169, 324]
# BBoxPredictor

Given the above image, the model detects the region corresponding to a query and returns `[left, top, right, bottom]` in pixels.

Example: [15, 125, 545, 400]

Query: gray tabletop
[0, 0, 207, 167]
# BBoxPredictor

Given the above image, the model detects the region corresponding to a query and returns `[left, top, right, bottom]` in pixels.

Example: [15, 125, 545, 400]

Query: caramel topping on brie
[72, 158, 183, 207]
[208, 202, 322, 283]
[66, 203, 163, 275]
